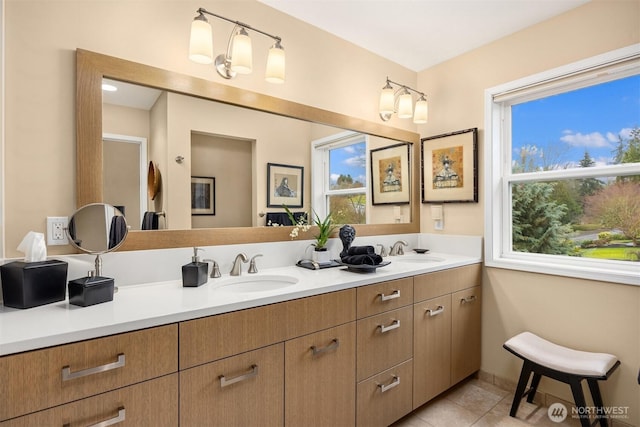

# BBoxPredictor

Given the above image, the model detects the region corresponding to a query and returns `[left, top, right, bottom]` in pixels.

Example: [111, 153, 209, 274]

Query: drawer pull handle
[379, 290, 400, 301]
[425, 305, 445, 316]
[66, 407, 125, 427]
[461, 295, 477, 304]
[220, 364, 258, 388]
[378, 376, 400, 393]
[379, 319, 400, 333]
[62, 354, 125, 381]
[310, 338, 340, 356]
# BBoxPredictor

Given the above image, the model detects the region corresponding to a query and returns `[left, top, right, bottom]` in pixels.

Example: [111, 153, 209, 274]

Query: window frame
[311, 131, 369, 222]
[484, 44, 640, 286]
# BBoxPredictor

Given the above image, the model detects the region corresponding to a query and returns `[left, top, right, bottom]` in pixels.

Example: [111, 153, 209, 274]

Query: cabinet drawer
[0, 324, 178, 421]
[180, 343, 284, 427]
[356, 359, 413, 427]
[285, 322, 356, 427]
[356, 306, 412, 382]
[414, 263, 481, 302]
[356, 277, 413, 318]
[413, 294, 452, 408]
[179, 289, 355, 369]
[1, 374, 178, 427]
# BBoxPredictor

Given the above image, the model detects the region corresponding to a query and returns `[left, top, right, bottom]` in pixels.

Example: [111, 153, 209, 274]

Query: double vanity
[0, 247, 481, 426]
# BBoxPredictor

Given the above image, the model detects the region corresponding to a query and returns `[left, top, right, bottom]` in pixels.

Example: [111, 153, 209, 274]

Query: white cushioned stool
[504, 332, 620, 427]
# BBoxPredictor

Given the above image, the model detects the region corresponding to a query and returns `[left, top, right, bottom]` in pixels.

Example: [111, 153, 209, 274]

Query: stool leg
[569, 378, 590, 427]
[587, 379, 608, 427]
[527, 372, 541, 403]
[510, 360, 533, 417]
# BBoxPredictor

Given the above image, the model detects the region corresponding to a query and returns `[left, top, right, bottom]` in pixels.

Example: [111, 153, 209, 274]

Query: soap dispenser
[182, 247, 208, 287]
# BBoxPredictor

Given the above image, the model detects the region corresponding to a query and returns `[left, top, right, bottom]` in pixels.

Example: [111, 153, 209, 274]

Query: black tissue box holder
[68, 275, 115, 307]
[1, 260, 68, 309]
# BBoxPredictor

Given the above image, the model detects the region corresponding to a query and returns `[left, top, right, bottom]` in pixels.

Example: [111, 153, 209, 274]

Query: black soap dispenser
[182, 247, 208, 287]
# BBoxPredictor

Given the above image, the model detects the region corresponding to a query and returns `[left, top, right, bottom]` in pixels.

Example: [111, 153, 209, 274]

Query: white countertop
[0, 251, 480, 356]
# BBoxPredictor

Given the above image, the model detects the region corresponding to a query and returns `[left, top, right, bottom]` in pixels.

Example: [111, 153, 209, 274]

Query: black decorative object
[339, 224, 356, 258]
[0, 260, 68, 309]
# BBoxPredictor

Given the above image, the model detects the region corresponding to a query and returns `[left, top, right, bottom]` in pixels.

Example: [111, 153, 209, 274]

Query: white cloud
[344, 154, 366, 168]
[560, 131, 612, 148]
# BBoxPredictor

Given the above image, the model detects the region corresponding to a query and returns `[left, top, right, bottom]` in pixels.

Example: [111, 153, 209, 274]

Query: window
[485, 45, 640, 285]
[312, 132, 368, 224]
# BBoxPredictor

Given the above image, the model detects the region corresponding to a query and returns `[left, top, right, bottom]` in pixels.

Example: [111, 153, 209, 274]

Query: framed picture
[370, 142, 411, 205]
[191, 176, 215, 215]
[267, 163, 303, 208]
[421, 127, 478, 203]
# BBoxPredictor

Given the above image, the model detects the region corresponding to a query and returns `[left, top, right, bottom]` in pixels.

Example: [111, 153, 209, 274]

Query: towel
[341, 254, 383, 265]
[142, 212, 159, 230]
[109, 215, 127, 249]
[347, 246, 375, 255]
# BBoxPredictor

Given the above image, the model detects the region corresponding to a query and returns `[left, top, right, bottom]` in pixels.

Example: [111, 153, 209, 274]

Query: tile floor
[392, 377, 583, 427]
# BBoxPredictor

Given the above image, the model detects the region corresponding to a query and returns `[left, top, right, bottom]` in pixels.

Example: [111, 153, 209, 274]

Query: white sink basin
[394, 255, 445, 263]
[213, 274, 299, 293]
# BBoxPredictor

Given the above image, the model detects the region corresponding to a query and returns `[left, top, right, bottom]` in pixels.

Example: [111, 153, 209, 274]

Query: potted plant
[284, 205, 337, 264]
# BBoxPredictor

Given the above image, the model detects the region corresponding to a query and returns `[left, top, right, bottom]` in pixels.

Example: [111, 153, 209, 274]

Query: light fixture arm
[196, 8, 281, 43]
[383, 77, 425, 99]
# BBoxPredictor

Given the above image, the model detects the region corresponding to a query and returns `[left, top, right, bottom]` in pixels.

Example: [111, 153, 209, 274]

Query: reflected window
[313, 133, 368, 224]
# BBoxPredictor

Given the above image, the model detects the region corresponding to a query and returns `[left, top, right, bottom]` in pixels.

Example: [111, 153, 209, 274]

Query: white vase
[312, 248, 331, 265]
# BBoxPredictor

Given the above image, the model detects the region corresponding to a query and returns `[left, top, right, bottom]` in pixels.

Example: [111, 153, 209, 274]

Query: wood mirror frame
[76, 49, 420, 251]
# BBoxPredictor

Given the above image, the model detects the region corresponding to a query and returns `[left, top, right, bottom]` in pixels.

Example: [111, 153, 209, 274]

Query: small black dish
[338, 260, 391, 273]
[413, 248, 430, 254]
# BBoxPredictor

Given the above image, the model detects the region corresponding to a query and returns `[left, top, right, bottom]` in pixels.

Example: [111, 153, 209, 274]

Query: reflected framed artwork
[370, 143, 411, 205]
[421, 127, 478, 203]
[267, 163, 303, 208]
[191, 176, 215, 215]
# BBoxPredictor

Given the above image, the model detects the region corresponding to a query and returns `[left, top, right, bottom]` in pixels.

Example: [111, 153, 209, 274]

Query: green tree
[551, 180, 582, 224]
[613, 127, 640, 183]
[577, 151, 603, 197]
[512, 182, 574, 254]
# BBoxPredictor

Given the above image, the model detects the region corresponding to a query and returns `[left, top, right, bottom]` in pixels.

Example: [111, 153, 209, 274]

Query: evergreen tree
[577, 151, 603, 197]
[512, 182, 574, 254]
[613, 127, 640, 183]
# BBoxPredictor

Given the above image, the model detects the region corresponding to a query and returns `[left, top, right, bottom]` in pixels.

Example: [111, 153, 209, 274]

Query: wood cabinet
[0, 324, 178, 421]
[180, 344, 284, 427]
[0, 374, 178, 427]
[285, 322, 356, 427]
[1, 263, 481, 426]
[413, 264, 482, 409]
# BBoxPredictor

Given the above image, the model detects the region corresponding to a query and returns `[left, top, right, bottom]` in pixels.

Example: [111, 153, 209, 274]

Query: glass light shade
[189, 18, 213, 64]
[413, 97, 428, 124]
[230, 28, 253, 74]
[265, 42, 285, 83]
[379, 86, 395, 115]
[397, 92, 413, 118]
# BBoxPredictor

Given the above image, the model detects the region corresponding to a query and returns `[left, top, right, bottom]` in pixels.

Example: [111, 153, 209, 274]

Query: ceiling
[258, 0, 590, 71]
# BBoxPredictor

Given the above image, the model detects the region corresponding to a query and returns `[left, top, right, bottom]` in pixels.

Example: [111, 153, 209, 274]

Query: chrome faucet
[203, 259, 221, 278]
[230, 253, 248, 276]
[377, 244, 389, 257]
[248, 254, 263, 274]
[389, 240, 408, 256]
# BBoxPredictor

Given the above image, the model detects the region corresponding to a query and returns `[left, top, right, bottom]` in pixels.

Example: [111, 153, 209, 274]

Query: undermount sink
[213, 274, 299, 293]
[393, 255, 445, 263]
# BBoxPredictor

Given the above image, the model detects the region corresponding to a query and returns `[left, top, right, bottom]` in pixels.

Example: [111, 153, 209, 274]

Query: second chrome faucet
[229, 253, 262, 276]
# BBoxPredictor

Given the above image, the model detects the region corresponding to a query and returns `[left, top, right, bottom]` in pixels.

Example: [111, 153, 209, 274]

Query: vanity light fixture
[189, 7, 285, 83]
[379, 77, 428, 124]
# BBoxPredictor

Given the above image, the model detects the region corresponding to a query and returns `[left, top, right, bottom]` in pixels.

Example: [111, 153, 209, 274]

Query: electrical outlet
[47, 216, 69, 245]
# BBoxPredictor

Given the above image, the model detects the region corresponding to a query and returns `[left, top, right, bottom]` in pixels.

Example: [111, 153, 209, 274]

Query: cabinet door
[356, 359, 413, 427]
[0, 374, 178, 427]
[285, 322, 356, 427]
[0, 324, 178, 421]
[451, 286, 482, 384]
[180, 343, 284, 427]
[413, 294, 451, 408]
[356, 306, 413, 382]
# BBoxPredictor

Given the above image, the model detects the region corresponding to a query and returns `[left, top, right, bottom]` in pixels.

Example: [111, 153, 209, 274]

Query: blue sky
[329, 142, 367, 185]
[512, 74, 640, 168]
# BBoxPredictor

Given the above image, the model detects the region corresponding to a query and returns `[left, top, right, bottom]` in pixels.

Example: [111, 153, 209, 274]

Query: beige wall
[4, 0, 415, 257]
[415, 0, 639, 422]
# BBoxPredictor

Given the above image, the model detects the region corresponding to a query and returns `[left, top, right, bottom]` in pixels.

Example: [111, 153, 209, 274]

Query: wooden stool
[504, 332, 620, 427]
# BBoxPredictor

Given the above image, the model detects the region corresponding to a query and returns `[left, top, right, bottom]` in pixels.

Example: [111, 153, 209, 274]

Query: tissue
[17, 231, 47, 262]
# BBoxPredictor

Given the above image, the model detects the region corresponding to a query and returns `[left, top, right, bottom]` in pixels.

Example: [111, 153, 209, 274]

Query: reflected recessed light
[102, 83, 118, 92]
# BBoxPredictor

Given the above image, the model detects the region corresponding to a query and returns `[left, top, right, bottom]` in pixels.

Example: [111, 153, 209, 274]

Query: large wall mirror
[77, 49, 420, 251]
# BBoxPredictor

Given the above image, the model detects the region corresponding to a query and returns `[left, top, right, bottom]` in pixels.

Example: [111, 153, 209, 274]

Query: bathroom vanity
[0, 254, 481, 427]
